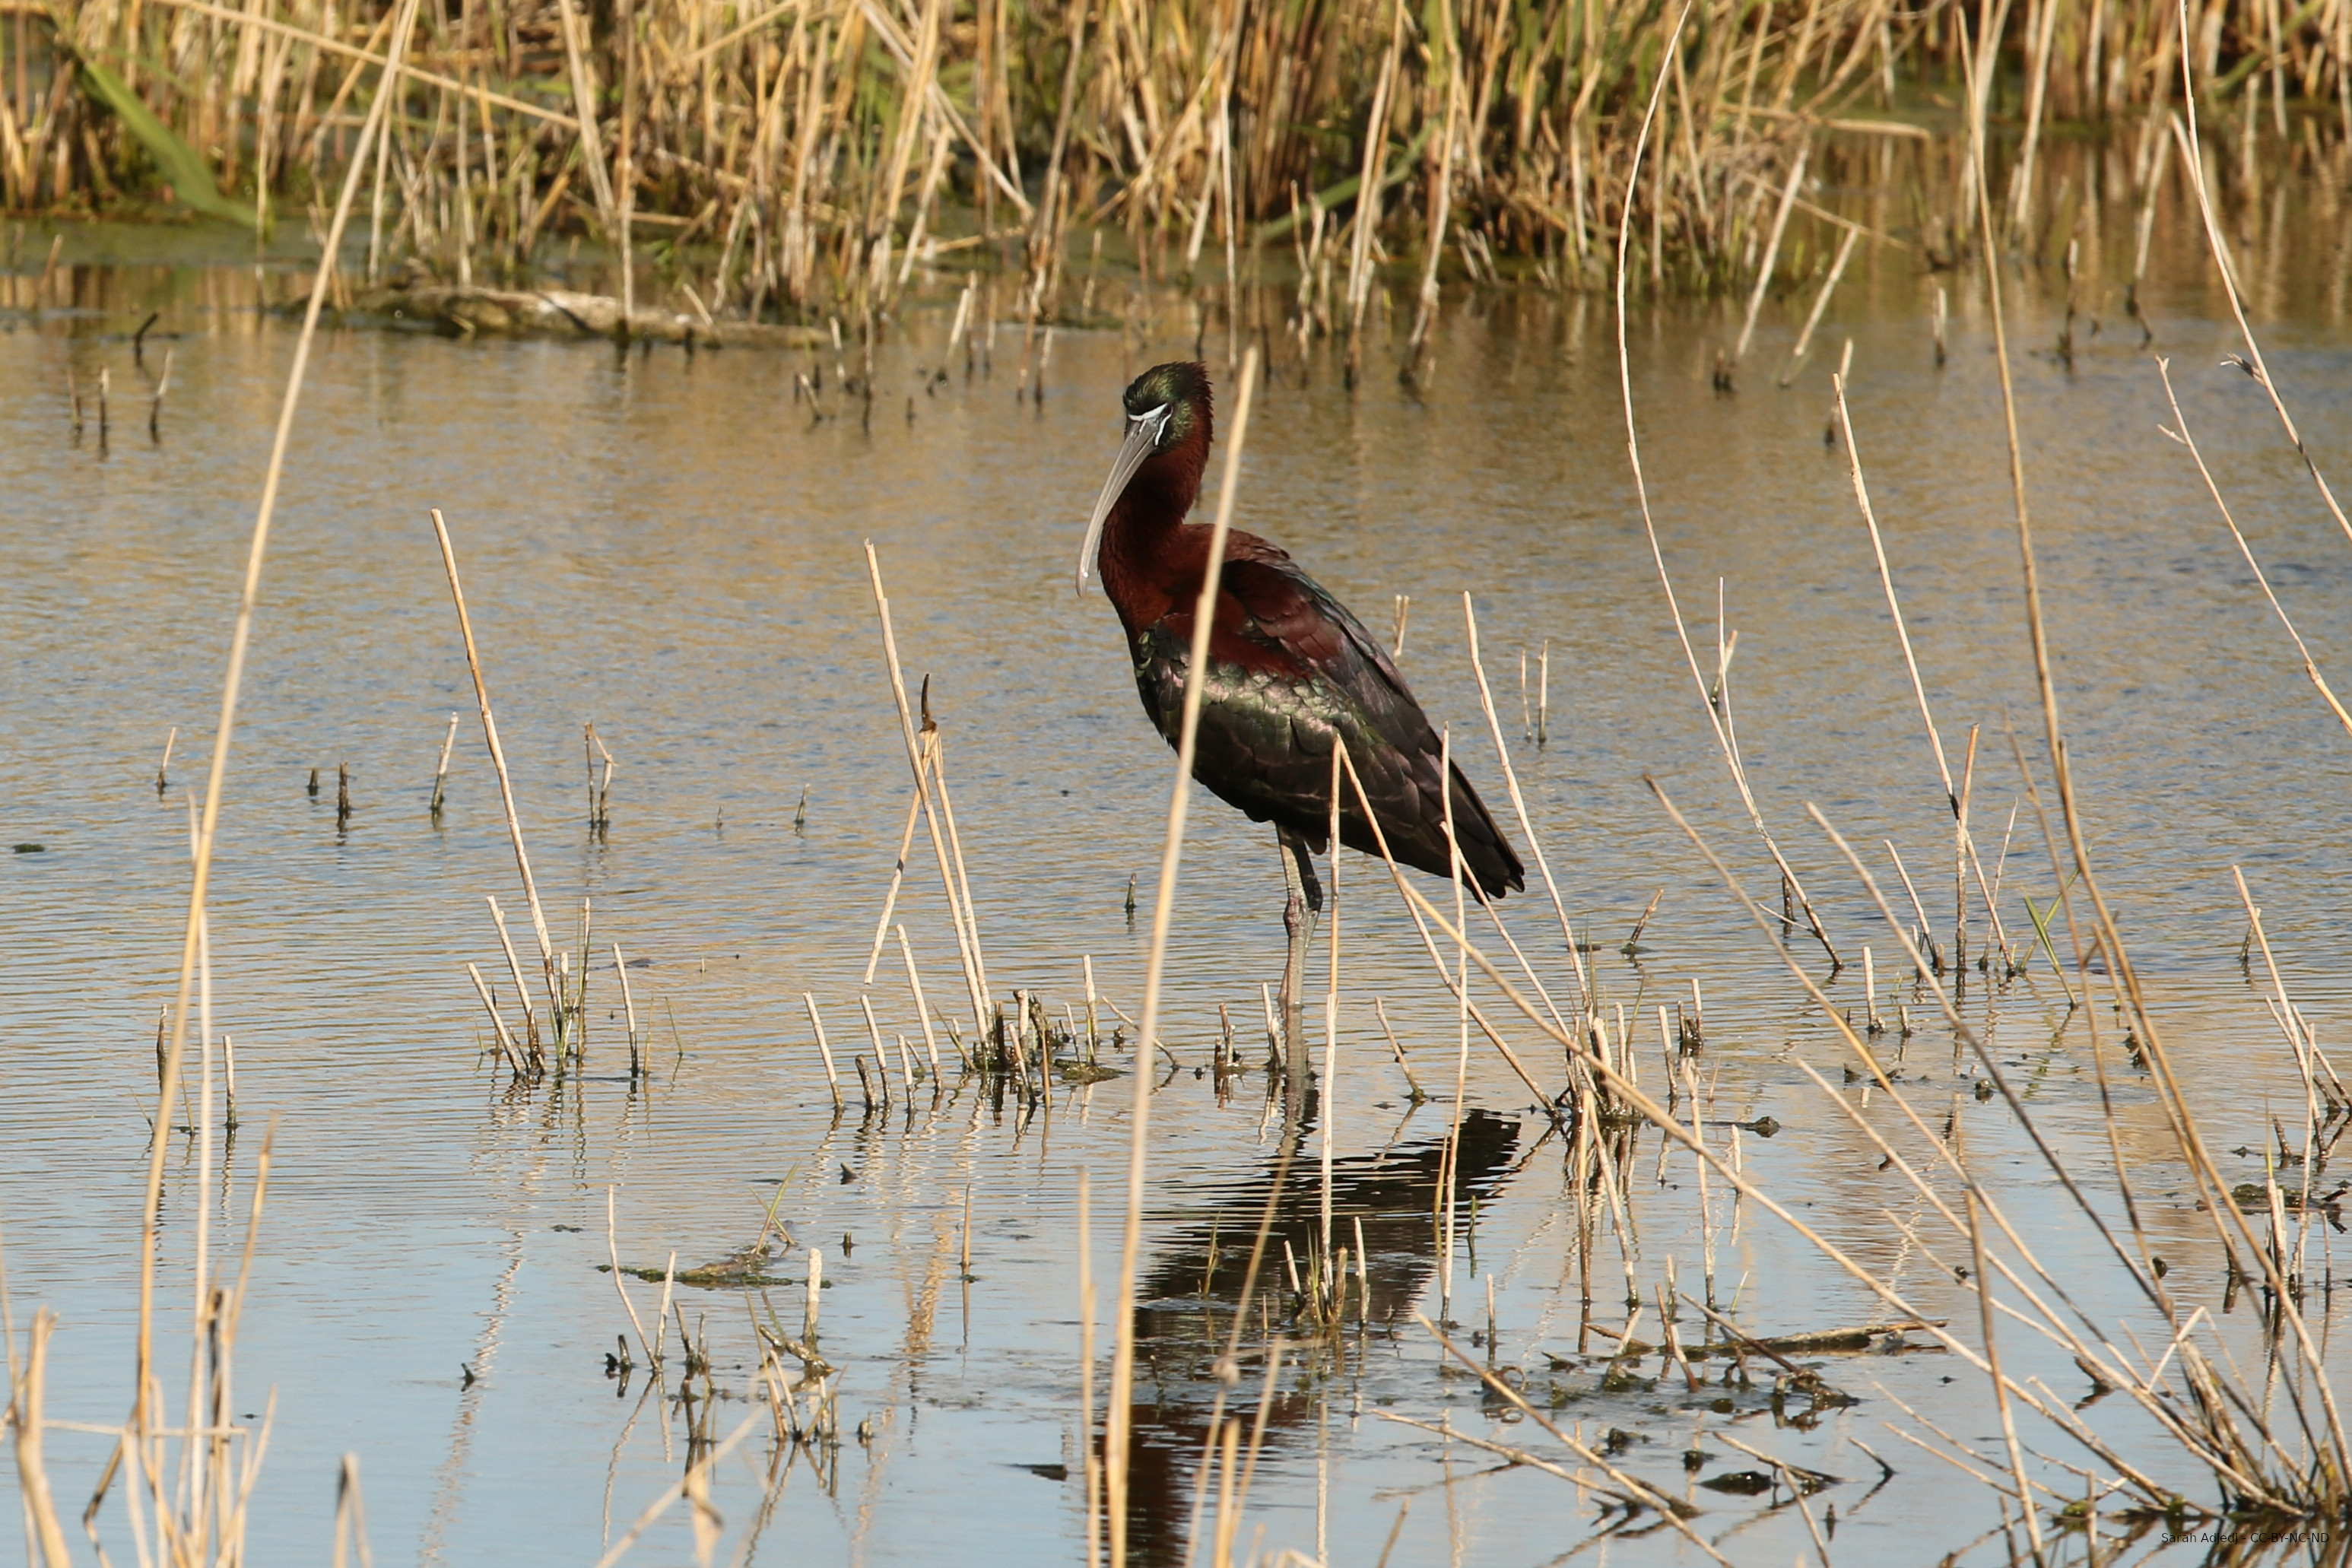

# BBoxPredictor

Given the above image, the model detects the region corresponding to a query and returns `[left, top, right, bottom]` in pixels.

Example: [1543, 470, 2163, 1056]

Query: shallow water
[5, 175, 2352, 1568]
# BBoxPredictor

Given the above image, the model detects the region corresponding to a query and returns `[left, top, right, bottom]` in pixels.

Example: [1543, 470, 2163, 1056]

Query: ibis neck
[1098, 446, 1209, 631]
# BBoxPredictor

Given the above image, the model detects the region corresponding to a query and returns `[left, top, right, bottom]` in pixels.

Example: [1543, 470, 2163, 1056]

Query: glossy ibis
[1075, 361, 1525, 1092]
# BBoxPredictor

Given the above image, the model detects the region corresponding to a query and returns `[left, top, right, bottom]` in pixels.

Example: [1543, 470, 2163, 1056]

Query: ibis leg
[1276, 826, 1324, 1120]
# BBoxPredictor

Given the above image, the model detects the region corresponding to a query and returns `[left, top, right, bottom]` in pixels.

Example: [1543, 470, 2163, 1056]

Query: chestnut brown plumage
[1078, 361, 1525, 896]
[1076, 362, 1525, 1094]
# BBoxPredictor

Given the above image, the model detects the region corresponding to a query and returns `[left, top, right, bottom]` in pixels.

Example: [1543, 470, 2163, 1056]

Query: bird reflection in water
[1111, 1109, 1522, 1565]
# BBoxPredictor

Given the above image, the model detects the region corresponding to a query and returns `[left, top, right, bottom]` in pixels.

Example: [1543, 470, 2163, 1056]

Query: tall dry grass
[5, 0, 2348, 316]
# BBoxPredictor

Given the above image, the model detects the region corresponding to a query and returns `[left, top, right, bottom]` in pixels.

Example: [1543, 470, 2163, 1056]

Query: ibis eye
[1128, 403, 1172, 446]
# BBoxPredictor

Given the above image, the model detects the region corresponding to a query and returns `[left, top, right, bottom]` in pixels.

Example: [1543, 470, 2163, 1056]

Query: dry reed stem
[1372, 830, 2265, 1510]
[1331, 744, 1552, 1104]
[1320, 746, 1341, 1274]
[611, 944, 641, 1073]
[1968, 1191, 2045, 1556]
[2154, 358, 2352, 741]
[331, 1454, 372, 1568]
[801, 993, 843, 1111]
[432, 510, 561, 1019]
[861, 735, 934, 983]
[485, 896, 539, 1055]
[1459, 596, 1588, 1014]
[11, 1311, 71, 1568]
[864, 546, 989, 1033]
[605, 1188, 655, 1366]
[1219, 1339, 1285, 1563]
[1969, 47, 2352, 1488]
[138, 0, 427, 1468]
[465, 963, 522, 1074]
[1438, 725, 1468, 1314]
[894, 925, 941, 1079]
[2167, 21, 2352, 549]
[1777, 227, 1859, 386]
[1078, 1170, 1100, 1568]
[1370, 1412, 1620, 1511]
[2232, 870, 2350, 1106]
[1611, 11, 1836, 970]
[1733, 142, 1810, 364]
[1104, 345, 1258, 1568]
[1728, 788, 2327, 1497]
[1372, 997, 1427, 1100]
[925, 735, 990, 1008]
[150, 0, 579, 125]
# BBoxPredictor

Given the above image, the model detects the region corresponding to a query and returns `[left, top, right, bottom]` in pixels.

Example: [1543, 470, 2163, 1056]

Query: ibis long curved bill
[1074, 404, 1170, 595]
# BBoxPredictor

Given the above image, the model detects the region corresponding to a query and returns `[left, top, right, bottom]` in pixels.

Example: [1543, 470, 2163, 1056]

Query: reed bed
[8, 0, 2351, 329]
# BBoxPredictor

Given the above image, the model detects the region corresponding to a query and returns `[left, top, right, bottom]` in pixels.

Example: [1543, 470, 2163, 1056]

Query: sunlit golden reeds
[7, 0, 2348, 318]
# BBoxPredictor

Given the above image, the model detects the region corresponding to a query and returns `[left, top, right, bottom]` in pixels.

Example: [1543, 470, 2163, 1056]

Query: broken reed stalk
[864, 546, 990, 1035]
[1104, 344, 1258, 1568]
[605, 1187, 656, 1365]
[861, 741, 933, 983]
[1733, 141, 1810, 365]
[925, 733, 989, 1014]
[611, 943, 642, 1076]
[429, 710, 459, 817]
[1373, 996, 1427, 1100]
[801, 992, 843, 1110]
[857, 995, 897, 1097]
[466, 962, 523, 1074]
[148, 348, 173, 442]
[1537, 642, 1550, 744]
[486, 896, 539, 1060]
[430, 508, 561, 1023]
[895, 925, 942, 1079]
[583, 722, 615, 832]
[2234, 869, 2351, 1107]
[1778, 227, 1860, 387]
[136, 0, 427, 1463]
